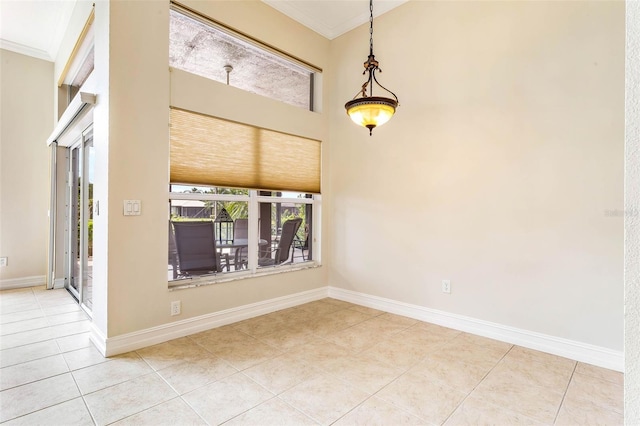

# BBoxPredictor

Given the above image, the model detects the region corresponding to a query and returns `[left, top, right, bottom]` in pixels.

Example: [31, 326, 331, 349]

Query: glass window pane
[168, 198, 249, 281]
[257, 201, 311, 268]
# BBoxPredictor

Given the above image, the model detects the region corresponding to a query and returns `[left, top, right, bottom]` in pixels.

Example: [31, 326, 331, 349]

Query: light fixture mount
[345, 0, 399, 136]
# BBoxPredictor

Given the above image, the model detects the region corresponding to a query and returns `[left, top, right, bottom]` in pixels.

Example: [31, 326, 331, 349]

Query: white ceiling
[0, 0, 407, 62]
[0, 0, 76, 61]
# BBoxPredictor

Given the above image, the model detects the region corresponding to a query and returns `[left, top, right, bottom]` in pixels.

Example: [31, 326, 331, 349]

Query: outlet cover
[442, 280, 451, 294]
[170, 300, 181, 316]
[0, 257, 7, 267]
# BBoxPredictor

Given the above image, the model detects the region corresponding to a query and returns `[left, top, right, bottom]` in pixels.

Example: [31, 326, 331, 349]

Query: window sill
[168, 261, 321, 291]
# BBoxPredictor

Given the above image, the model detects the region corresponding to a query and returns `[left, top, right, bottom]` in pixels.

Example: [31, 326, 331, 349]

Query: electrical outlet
[442, 280, 451, 294]
[0, 257, 7, 267]
[170, 300, 181, 316]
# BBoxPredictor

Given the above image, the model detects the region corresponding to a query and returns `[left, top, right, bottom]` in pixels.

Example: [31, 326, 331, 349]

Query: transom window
[169, 5, 319, 111]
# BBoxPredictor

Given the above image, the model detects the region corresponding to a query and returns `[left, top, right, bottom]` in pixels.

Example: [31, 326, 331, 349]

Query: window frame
[168, 189, 321, 289]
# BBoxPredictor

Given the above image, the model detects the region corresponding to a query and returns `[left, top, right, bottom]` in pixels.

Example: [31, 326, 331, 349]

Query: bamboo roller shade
[170, 108, 321, 193]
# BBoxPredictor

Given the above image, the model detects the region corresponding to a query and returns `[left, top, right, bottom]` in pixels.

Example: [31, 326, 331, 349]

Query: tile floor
[0, 286, 624, 425]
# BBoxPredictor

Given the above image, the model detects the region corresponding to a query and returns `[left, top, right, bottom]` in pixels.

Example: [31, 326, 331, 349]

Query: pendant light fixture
[345, 0, 399, 136]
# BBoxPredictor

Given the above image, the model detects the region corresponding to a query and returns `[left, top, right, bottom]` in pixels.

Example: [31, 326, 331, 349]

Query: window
[58, 9, 95, 119]
[169, 5, 319, 111]
[168, 186, 319, 286]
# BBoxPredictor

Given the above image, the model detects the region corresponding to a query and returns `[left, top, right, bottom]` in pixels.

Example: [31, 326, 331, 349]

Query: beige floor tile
[111, 397, 206, 425]
[325, 353, 404, 394]
[505, 346, 576, 371]
[45, 310, 89, 326]
[388, 326, 456, 352]
[453, 332, 513, 352]
[0, 353, 69, 391]
[575, 362, 623, 386]
[0, 317, 50, 336]
[470, 369, 564, 423]
[296, 316, 355, 337]
[284, 339, 351, 369]
[274, 307, 320, 325]
[279, 374, 369, 425]
[334, 396, 426, 426]
[323, 324, 382, 353]
[225, 397, 319, 425]
[555, 393, 624, 426]
[42, 303, 83, 316]
[157, 354, 237, 394]
[296, 300, 345, 316]
[347, 305, 385, 316]
[136, 336, 212, 371]
[410, 321, 461, 339]
[375, 372, 466, 424]
[322, 298, 356, 308]
[377, 312, 419, 328]
[563, 372, 623, 414]
[243, 355, 320, 394]
[485, 356, 574, 393]
[325, 308, 376, 326]
[189, 325, 254, 349]
[72, 351, 153, 394]
[62, 345, 110, 370]
[0, 320, 91, 350]
[362, 337, 431, 370]
[356, 316, 411, 337]
[232, 314, 285, 337]
[257, 324, 316, 349]
[0, 301, 41, 315]
[182, 372, 274, 425]
[0, 308, 44, 325]
[84, 373, 177, 425]
[3, 397, 94, 426]
[0, 373, 80, 422]
[410, 356, 490, 393]
[444, 394, 543, 426]
[56, 331, 92, 352]
[428, 339, 509, 370]
[213, 338, 283, 370]
[0, 340, 60, 368]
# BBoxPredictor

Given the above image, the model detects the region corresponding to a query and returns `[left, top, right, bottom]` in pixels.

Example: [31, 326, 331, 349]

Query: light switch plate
[123, 200, 141, 216]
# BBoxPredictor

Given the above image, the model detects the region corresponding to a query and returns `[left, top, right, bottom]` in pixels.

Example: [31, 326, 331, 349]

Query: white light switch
[124, 200, 141, 216]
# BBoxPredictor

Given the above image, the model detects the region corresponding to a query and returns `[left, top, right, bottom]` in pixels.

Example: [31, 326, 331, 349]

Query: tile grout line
[552, 359, 578, 424]
[437, 343, 516, 425]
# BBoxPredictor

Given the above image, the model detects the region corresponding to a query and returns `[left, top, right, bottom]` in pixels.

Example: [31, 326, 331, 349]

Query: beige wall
[91, 0, 330, 337]
[0, 50, 53, 284]
[328, 1, 624, 350]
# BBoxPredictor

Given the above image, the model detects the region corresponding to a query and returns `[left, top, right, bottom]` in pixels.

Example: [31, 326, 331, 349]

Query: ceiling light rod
[223, 64, 233, 85]
[345, 0, 399, 136]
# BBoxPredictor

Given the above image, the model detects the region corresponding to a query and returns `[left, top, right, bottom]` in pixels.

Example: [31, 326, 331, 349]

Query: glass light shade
[345, 97, 397, 131]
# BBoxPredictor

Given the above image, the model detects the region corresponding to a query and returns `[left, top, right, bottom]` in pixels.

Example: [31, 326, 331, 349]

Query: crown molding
[0, 39, 53, 61]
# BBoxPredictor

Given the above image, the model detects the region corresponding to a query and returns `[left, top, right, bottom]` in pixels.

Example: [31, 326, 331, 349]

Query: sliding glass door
[67, 127, 93, 312]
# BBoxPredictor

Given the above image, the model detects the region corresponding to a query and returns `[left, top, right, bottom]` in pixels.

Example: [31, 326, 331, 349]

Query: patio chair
[171, 221, 229, 277]
[292, 230, 309, 262]
[168, 221, 179, 280]
[234, 218, 248, 240]
[258, 218, 302, 267]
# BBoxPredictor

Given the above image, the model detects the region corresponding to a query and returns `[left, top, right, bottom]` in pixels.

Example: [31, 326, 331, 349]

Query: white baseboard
[328, 287, 624, 372]
[53, 278, 65, 289]
[0, 275, 46, 290]
[92, 287, 329, 357]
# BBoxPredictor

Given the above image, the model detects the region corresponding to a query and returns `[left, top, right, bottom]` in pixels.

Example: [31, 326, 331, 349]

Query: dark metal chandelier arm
[372, 72, 399, 103]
